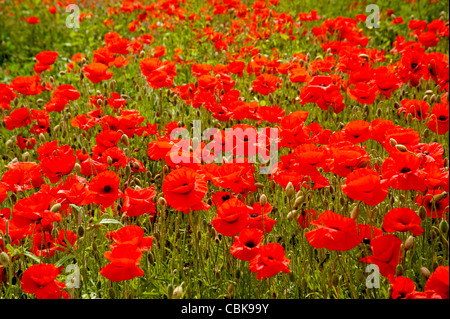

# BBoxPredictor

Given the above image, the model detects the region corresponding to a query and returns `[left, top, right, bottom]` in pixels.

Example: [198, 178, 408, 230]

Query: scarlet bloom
[121, 187, 157, 217]
[297, 209, 318, 229]
[415, 189, 449, 219]
[88, 171, 122, 209]
[162, 167, 209, 213]
[327, 141, 370, 177]
[398, 99, 430, 120]
[230, 228, 264, 261]
[38, 142, 76, 183]
[247, 202, 277, 233]
[35, 51, 59, 65]
[305, 211, 361, 251]
[249, 243, 290, 280]
[341, 168, 389, 206]
[100, 244, 144, 282]
[21, 264, 68, 299]
[382, 208, 424, 236]
[381, 151, 427, 192]
[83, 63, 114, 83]
[347, 82, 379, 105]
[252, 73, 281, 95]
[3, 107, 31, 130]
[56, 229, 78, 252]
[95, 130, 123, 152]
[423, 266, 449, 299]
[9, 75, 43, 95]
[361, 234, 402, 277]
[0, 83, 16, 110]
[388, 275, 417, 299]
[426, 103, 449, 135]
[342, 120, 372, 144]
[212, 198, 250, 236]
[106, 225, 153, 252]
[52, 84, 80, 101]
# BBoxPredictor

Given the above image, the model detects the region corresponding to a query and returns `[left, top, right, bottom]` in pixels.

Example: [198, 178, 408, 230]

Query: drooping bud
[439, 219, 448, 234]
[259, 194, 267, 207]
[285, 182, 295, 199]
[395, 144, 408, 152]
[350, 205, 360, 220]
[389, 138, 398, 148]
[420, 267, 431, 279]
[0, 252, 10, 267]
[404, 236, 414, 251]
[50, 203, 61, 213]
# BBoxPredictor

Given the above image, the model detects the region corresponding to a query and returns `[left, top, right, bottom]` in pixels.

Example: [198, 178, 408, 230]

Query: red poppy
[21, 264, 68, 299]
[106, 225, 153, 252]
[212, 198, 250, 236]
[100, 244, 144, 282]
[0, 182, 7, 204]
[1, 162, 44, 192]
[230, 228, 264, 261]
[358, 224, 383, 242]
[162, 167, 209, 213]
[382, 208, 423, 236]
[347, 82, 379, 105]
[121, 187, 157, 217]
[3, 107, 31, 130]
[297, 209, 318, 229]
[9, 75, 43, 95]
[247, 202, 276, 233]
[361, 234, 402, 277]
[83, 63, 114, 83]
[341, 168, 389, 206]
[305, 210, 361, 251]
[415, 189, 449, 219]
[398, 99, 430, 120]
[0, 83, 16, 110]
[35, 51, 59, 65]
[252, 73, 281, 95]
[95, 130, 123, 152]
[56, 229, 78, 252]
[16, 136, 36, 150]
[32, 232, 56, 258]
[87, 171, 122, 209]
[326, 141, 370, 177]
[342, 120, 372, 144]
[424, 265, 449, 299]
[249, 243, 290, 280]
[381, 151, 427, 192]
[374, 66, 402, 98]
[426, 103, 449, 135]
[52, 84, 80, 101]
[388, 275, 417, 299]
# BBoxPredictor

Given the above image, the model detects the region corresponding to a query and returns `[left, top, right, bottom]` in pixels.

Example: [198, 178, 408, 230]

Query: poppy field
[0, 0, 449, 301]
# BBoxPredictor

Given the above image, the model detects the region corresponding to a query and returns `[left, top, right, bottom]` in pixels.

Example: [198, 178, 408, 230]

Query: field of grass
[0, 0, 449, 301]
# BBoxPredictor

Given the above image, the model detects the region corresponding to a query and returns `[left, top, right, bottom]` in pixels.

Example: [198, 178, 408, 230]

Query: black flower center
[400, 167, 411, 174]
[104, 185, 112, 193]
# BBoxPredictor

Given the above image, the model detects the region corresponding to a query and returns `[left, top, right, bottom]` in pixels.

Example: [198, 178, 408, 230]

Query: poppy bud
[425, 90, 433, 95]
[420, 267, 431, 279]
[125, 165, 131, 179]
[404, 236, 414, 251]
[350, 205, 360, 220]
[395, 144, 408, 152]
[107, 156, 113, 165]
[439, 220, 448, 234]
[433, 192, 448, 202]
[389, 138, 398, 147]
[358, 54, 369, 61]
[293, 196, 304, 208]
[121, 134, 129, 147]
[255, 182, 264, 189]
[22, 152, 30, 162]
[77, 225, 85, 238]
[173, 286, 183, 299]
[394, 101, 401, 109]
[227, 283, 235, 295]
[260, 194, 267, 207]
[235, 269, 241, 279]
[158, 197, 167, 207]
[285, 182, 294, 199]
[0, 252, 9, 267]
[430, 94, 436, 104]
[5, 139, 13, 149]
[287, 210, 297, 220]
[50, 203, 61, 213]
[167, 284, 174, 299]
[418, 206, 427, 220]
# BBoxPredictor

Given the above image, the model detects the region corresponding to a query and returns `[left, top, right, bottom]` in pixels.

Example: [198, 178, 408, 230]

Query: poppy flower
[424, 265, 449, 299]
[426, 103, 449, 135]
[0, 182, 7, 204]
[415, 189, 449, 219]
[326, 141, 370, 178]
[249, 243, 290, 280]
[305, 210, 361, 251]
[1, 162, 44, 192]
[358, 224, 383, 243]
[360, 234, 402, 277]
[211, 163, 257, 194]
[252, 73, 281, 95]
[398, 99, 430, 120]
[341, 168, 389, 206]
[3, 107, 31, 130]
[342, 120, 372, 144]
[0, 83, 16, 110]
[100, 244, 144, 282]
[162, 167, 209, 213]
[38, 143, 77, 184]
[56, 229, 78, 252]
[382, 208, 423, 236]
[35, 51, 59, 65]
[10, 75, 43, 95]
[230, 228, 264, 261]
[121, 187, 157, 217]
[418, 31, 440, 48]
[106, 225, 153, 252]
[16, 136, 36, 150]
[388, 275, 417, 299]
[83, 63, 114, 83]
[297, 209, 318, 229]
[95, 130, 123, 152]
[374, 66, 402, 98]
[87, 171, 122, 209]
[247, 202, 276, 233]
[212, 198, 250, 236]
[21, 264, 68, 299]
[381, 151, 427, 192]
[52, 84, 80, 101]
[32, 232, 56, 258]
[347, 82, 379, 105]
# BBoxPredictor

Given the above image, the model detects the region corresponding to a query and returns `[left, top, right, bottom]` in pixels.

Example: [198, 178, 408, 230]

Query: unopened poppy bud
[285, 182, 295, 199]
[425, 90, 433, 95]
[395, 144, 408, 152]
[420, 267, 431, 279]
[167, 284, 174, 299]
[433, 192, 448, 202]
[418, 206, 427, 220]
[430, 94, 436, 104]
[439, 220, 448, 234]
[172, 285, 183, 299]
[125, 165, 131, 179]
[357, 160, 369, 168]
[255, 182, 264, 189]
[50, 203, 61, 213]
[77, 225, 85, 238]
[259, 194, 267, 207]
[5, 139, 13, 148]
[350, 205, 360, 220]
[227, 283, 235, 295]
[158, 197, 167, 207]
[73, 163, 81, 175]
[107, 156, 113, 165]
[164, 165, 169, 173]
[121, 134, 129, 147]
[293, 196, 304, 208]
[287, 210, 297, 220]
[0, 252, 10, 267]
[389, 138, 398, 147]
[404, 236, 414, 250]
[22, 152, 30, 162]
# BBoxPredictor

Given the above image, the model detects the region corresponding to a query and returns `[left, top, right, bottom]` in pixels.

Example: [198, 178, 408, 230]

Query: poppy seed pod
[285, 182, 295, 199]
[404, 236, 414, 251]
